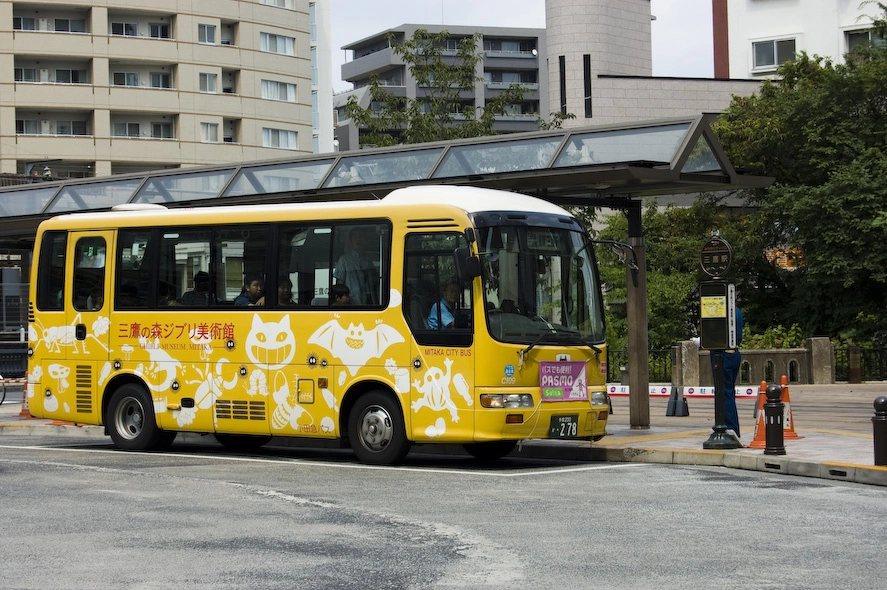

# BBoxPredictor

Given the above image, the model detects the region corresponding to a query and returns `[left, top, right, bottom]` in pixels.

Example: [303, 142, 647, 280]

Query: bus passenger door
[55, 231, 112, 423]
[404, 233, 476, 443]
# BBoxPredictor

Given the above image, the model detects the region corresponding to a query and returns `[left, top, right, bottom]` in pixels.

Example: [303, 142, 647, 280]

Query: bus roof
[37, 185, 573, 231]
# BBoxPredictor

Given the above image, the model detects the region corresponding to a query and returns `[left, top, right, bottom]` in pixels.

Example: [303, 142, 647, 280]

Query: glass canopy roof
[0, 114, 771, 240]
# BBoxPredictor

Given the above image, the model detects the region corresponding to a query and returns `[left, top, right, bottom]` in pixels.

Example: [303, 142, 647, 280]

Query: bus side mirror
[454, 247, 482, 281]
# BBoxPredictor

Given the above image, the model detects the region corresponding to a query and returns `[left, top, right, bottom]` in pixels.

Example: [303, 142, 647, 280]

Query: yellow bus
[27, 185, 609, 464]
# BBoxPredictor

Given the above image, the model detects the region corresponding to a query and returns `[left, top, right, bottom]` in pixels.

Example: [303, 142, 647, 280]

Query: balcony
[11, 30, 94, 56]
[12, 82, 97, 109]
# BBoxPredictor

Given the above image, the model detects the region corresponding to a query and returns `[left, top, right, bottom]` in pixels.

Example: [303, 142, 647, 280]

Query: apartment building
[0, 0, 333, 179]
[334, 24, 547, 151]
[718, 0, 881, 78]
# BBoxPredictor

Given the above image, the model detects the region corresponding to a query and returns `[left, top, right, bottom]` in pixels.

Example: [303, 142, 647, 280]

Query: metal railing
[835, 347, 887, 382]
[606, 349, 673, 383]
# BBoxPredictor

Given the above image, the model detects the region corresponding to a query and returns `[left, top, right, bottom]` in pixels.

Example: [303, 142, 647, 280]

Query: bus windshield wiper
[518, 328, 556, 371]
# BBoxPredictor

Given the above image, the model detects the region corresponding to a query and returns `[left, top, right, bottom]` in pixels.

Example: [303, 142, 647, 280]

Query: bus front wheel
[107, 384, 175, 451]
[348, 391, 410, 465]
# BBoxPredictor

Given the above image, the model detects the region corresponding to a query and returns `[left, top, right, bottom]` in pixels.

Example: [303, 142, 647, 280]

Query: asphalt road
[1, 432, 886, 589]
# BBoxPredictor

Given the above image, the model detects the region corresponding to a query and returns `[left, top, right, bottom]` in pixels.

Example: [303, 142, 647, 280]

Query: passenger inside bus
[428, 281, 459, 329]
[277, 276, 295, 306]
[235, 273, 265, 306]
[180, 271, 211, 306]
[331, 283, 351, 306]
[334, 228, 378, 305]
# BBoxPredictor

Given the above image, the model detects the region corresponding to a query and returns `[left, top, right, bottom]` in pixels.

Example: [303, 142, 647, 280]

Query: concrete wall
[672, 337, 835, 387]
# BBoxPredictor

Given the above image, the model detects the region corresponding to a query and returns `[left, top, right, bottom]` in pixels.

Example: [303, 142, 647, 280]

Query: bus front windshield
[479, 225, 605, 345]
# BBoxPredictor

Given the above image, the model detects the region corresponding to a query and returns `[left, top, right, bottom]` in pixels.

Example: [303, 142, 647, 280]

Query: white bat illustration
[308, 320, 404, 375]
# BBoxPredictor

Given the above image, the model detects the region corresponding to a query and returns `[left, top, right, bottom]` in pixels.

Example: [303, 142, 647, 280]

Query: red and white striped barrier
[607, 384, 759, 399]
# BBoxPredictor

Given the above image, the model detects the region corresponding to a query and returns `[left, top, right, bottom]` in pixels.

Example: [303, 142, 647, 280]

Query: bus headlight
[480, 394, 534, 408]
[590, 391, 609, 407]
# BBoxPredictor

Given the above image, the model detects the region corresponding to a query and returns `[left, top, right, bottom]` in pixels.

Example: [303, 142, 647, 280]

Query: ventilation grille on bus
[406, 217, 459, 229]
[28, 301, 35, 323]
[216, 399, 266, 421]
[74, 365, 94, 414]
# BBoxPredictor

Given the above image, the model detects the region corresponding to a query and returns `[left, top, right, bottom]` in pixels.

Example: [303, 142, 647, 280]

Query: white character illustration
[270, 371, 314, 431]
[385, 358, 410, 393]
[568, 365, 588, 399]
[245, 315, 296, 370]
[425, 417, 447, 438]
[411, 358, 472, 422]
[136, 336, 183, 393]
[308, 318, 404, 376]
[48, 363, 71, 395]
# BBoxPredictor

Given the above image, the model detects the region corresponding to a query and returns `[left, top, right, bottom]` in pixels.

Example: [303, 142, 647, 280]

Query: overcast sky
[329, 0, 714, 93]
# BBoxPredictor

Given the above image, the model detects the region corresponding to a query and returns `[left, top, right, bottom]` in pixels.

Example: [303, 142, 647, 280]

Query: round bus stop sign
[700, 236, 733, 278]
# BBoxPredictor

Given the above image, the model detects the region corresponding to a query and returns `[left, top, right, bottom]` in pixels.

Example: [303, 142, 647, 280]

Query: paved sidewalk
[3, 382, 886, 486]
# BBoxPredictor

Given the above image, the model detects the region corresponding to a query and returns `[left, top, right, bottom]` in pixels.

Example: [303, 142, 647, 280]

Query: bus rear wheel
[348, 391, 410, 465]
[107, 384, 174, 451]
[463, 441, 517, 461]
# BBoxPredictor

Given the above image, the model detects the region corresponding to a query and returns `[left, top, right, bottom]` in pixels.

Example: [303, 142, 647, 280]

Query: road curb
[2, 420, 886, 486]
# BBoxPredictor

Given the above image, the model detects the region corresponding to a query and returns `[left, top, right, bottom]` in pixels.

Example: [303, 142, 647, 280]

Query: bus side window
[281, 224, 332, 306]
[73, 236, 106, 312]
[36, 231, 67, 311]
[117, 229, 153, 309]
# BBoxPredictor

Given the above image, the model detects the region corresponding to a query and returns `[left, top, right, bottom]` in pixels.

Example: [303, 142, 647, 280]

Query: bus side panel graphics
[28, 312, 110, 422]
[408, 352, 475, 443]
[105, 308, 411, 439]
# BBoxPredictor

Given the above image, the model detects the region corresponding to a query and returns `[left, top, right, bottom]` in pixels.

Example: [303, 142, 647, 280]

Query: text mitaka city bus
[27, 185, 609, 463]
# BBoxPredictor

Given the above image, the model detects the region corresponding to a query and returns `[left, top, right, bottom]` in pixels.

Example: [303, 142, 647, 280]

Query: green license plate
[549, 414, 579, 438]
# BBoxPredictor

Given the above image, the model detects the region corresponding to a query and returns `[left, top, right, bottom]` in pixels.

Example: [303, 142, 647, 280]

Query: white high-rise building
[0, 0, 333, 178]
[717, 0, 881, 79]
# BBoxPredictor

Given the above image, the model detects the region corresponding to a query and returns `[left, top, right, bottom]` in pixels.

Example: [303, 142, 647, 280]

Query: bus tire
[348, 391, 410, 465]
[107, 384, 169, 451]
[215, 434, 271, 451]
[463, 441, 517, 461]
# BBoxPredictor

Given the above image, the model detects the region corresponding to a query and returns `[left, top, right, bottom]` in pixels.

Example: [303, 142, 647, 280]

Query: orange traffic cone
[19, 373, 34, 419]
[749, 381, 768, 449]
[780, 374, 802, 440]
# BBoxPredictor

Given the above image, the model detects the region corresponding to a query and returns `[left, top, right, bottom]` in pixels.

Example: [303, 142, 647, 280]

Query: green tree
[345, 29, 569, 146]
[714, 4, 887, 342]
[595, 196, 741, 350]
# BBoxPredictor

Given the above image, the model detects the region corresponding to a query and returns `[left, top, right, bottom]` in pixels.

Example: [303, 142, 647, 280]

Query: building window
[56, 121, 89, 136]
[113, 122, 140, 137]
[261, 0, 294, 8]
[55, 19, 86, 33]
[152, 122, 173, 139]
[198, 24, 216, 44]
[201, 122, 219, 143]
[13, 17, 36, 31]
[14, 68, 36, 82]
[847, 29, 886, 54]
[111, 22, 138, 36]
[55, 69, 87, 84]
[261, 79, 296, 101]
[150, 23, 170, 39]
[753, 38, 796, 70]
[151, 72, 172, 89]
[15, 119, 38, 135]
[311, 47, 317, 84]
[309, 2, 317, 42]
[113, 72, 140, 87]
[199, 73, 218, 93]
[262, 127, 297, 149]
[260, 32, 295, 55]
[583, 54, 592, 118]
[558, 55, 566, 115]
